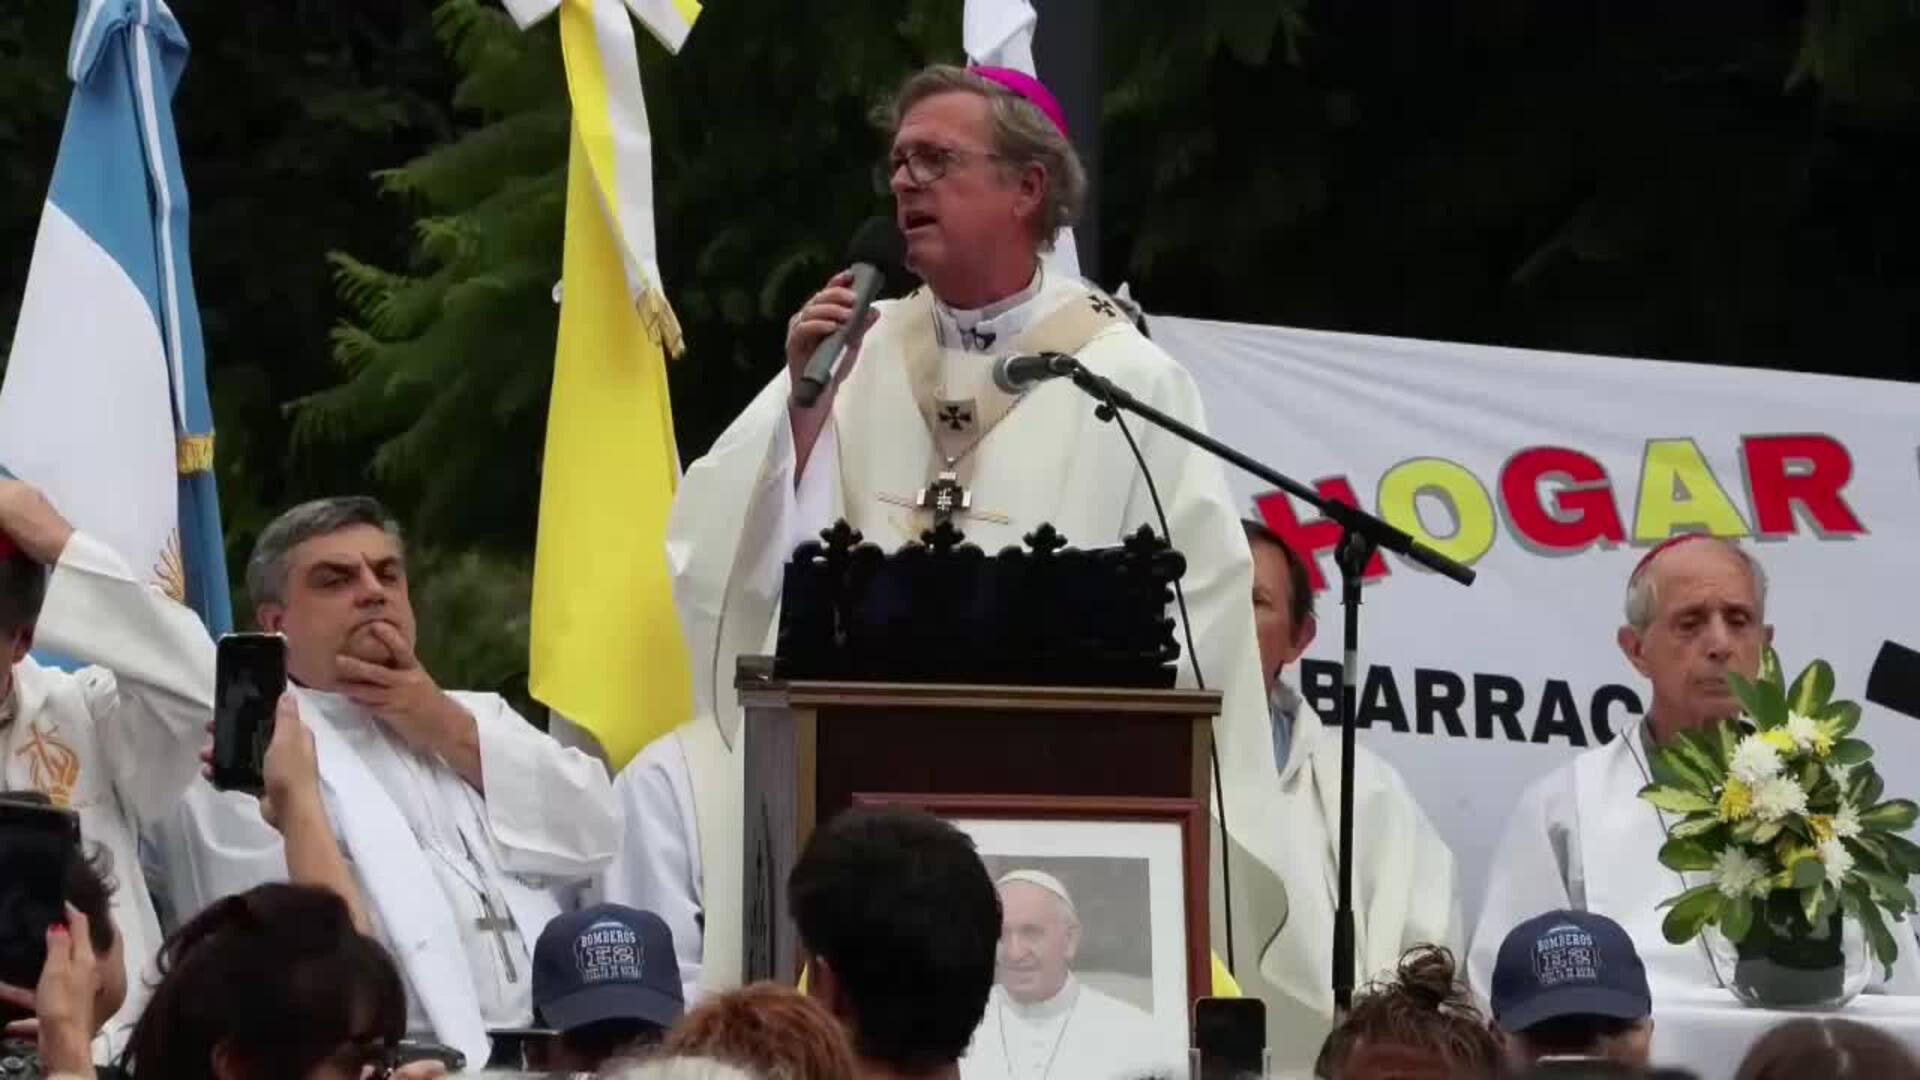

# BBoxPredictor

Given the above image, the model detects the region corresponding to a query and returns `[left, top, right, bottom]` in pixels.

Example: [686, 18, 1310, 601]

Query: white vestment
[1256, 685, 1462, 1078]
[600, 729, 704, 1006]
[2, 532, 219, 1056]
[150, 684, 620, 1064]
[960, 978, 1173, 1080]
[632, 268, 1452, 1074]
[1469, 720, 1920, 1005]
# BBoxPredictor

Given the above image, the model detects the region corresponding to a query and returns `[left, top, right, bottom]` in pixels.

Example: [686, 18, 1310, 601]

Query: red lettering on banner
[1253, 482, 1391, 593]
[1742, 435, 1865, 538]
[1499, 447, 1627, 553]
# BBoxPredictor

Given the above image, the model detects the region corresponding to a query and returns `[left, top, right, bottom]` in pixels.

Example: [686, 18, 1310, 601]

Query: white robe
[149, 678, 620, 1063]
[960, 978, 1174, 1080]
[1469, 720, 1920, 1006]
[637, 269, 1455, 1076]
[600, 729, 704, 1006]
[1253, 686, 1462, 1078]
[2, 532, 220, 1056]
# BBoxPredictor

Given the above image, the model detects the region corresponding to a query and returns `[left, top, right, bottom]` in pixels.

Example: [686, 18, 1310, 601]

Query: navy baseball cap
[532, 904, 684, 1034]
[1491, 910, 1650, 1033]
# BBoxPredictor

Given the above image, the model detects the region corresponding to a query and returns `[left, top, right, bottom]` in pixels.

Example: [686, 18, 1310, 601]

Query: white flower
[1731, 734, 1785, 785]
[1828, 761, 1856, 789]
[1713, 847, 1771, 899]
[1751, 775, 1810, 822]
[1832, 803, 1864, 840]
[1818, 837, 1855, 887]
[1785, 712, 1821, 751]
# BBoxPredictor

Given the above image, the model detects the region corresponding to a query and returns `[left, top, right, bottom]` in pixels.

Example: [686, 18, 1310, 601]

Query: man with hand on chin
[152, 496, 619, 1067]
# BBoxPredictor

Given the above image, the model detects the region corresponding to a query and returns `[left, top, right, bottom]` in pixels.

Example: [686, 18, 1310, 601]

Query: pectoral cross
[878, 470, 1013, 528]
[475, 894, 519, 983]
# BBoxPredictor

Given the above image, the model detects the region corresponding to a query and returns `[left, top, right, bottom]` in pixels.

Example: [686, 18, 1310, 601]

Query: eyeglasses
[873, 144, 1008, 192]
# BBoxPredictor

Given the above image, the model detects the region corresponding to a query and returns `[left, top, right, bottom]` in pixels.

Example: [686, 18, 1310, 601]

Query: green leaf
[1719, 894, 1755, 943]
[1788, 659, 1835, 716]
[1862, 799, 1920, 833]
[1856, 868, 1918, 913]
[1673, 730, 1728, 783]
[1729, 672, 1788, 729]
[1759, 648, 1785, 692]
[1818, 701, 1861, 739]
[1648, 747, 1713, 795]
[1790, 855, 1826, 889]
[1877, 832, 1920, 874]
[1829, 739, 1874, 766]
[1753, 820, 1785, 845]
[1802, 881, 1833, 926]
[1640, 786, 1715, 815]
[1659, 837, 1718, 872]
[1672, 816, 1724, 840]
[1851, 886, 1900, 977]
[1849, 766, 1885, 811]
[1661, 884, 1724, 944]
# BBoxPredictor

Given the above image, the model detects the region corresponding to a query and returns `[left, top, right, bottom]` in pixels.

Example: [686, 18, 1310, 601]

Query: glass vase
[1707, 907, 1870, 1009]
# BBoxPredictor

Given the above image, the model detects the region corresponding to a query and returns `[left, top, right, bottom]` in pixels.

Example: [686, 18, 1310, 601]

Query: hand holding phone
[0, 796, 80, 1025]
[211, 633, 288, 795]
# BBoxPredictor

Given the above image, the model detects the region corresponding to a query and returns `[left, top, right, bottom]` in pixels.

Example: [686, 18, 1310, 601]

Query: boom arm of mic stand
[1058, 359, 1474, 1014]
[1059, 363, 1476, 585]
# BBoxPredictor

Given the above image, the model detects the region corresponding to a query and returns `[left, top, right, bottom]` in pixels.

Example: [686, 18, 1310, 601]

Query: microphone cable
[1087, 378, 1239, 977]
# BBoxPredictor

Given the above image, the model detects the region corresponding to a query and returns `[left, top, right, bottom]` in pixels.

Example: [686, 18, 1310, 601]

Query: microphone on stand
[990, 351, 1082, 395]
[792, 217, 908, 408]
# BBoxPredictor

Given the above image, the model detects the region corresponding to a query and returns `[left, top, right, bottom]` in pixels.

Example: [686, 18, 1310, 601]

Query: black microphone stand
[1044, 354, 1476, 1014]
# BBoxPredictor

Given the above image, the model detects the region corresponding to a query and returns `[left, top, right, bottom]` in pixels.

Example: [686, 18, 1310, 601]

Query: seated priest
[0, 480, 217, 1056]
[147, 496, 622, 1066]
[1469, 535, 1920, 998]
[1239, 519, 1461, 1073]
[603, 61, 1287, 1020]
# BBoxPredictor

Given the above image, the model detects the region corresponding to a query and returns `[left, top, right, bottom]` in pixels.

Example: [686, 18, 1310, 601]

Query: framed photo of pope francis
[853, 794, 1206, 1080]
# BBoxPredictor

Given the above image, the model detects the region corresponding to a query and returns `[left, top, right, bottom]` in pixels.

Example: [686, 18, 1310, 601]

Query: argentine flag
[0, 0, 230, 634]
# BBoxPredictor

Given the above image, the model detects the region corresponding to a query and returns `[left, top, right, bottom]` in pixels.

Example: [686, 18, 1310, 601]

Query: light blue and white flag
[0, 0, 230, 634]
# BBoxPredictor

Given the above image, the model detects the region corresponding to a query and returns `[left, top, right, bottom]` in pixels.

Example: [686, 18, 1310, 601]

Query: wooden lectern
[737, 663, 1220, 989]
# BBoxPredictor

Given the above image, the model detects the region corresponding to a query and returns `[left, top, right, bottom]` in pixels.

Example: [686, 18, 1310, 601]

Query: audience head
[1732, 1017, 1920, 1080]
[660, 982, 859, 1080]
[787, 807, 1001, 1075]
[529, 903, 683, 1071]
[1314, 945, 1502, 1080]
[1243, 519, 1317, 689]
[1617, 535, 1771, 739]
[0, 540, 47, 671]
[246, 496, 413, 690]
[122, 883, 407, 1080]
[601, 1057, 765, 1080]
[1491, 910, 1652, 1069]
[994, 870, 1081, 1005]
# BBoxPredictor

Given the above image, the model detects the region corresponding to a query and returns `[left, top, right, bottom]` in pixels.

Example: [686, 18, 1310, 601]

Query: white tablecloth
[1649, 987, 1920, 1079]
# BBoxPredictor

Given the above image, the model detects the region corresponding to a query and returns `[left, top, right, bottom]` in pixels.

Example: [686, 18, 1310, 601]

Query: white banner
[1156, 315, 1920, 926]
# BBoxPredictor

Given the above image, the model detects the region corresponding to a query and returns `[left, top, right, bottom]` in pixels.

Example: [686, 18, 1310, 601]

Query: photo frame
[853, 793, 1207, 1075]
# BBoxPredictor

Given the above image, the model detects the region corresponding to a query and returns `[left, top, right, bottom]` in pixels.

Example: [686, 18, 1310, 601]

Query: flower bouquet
[1638, 651, 1920, 1007]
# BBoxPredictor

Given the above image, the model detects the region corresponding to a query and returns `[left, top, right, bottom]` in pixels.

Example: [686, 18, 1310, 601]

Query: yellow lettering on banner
[1631, 438, 1750, 542]
[1378, 458, 1497, 566]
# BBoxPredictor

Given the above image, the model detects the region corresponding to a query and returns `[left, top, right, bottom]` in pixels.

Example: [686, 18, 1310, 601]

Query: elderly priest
[1470, 535, 1920, 998]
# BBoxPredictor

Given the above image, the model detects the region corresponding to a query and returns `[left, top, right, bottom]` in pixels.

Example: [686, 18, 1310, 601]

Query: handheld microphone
[792, 217, 907, 408]
[991, 352, 1082, 395]
[1868, 641, 1920, 720]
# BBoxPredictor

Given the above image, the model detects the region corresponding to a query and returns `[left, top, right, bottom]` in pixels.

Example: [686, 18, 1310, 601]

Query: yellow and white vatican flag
[504, 0, 699, 770]
[962, 0, 1082, 278]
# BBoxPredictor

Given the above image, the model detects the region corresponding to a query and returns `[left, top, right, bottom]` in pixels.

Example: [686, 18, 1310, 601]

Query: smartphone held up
[210, 632, 288, 795]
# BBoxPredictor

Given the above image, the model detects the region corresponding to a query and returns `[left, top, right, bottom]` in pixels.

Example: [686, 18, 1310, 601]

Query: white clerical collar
[1002, 975, 1080, 1021]
[933, 265, 1046, 353]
